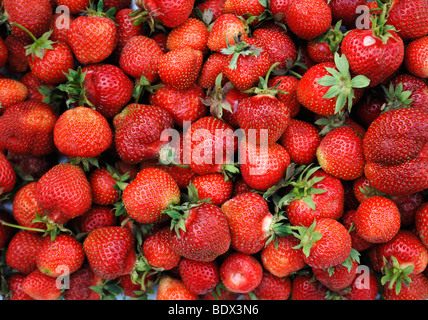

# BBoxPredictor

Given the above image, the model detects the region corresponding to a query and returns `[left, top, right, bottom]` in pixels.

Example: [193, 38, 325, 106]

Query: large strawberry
[35, 163, 92, 225]
[363, 107, 428, 195]
[386, 0, 428, 40]
[5, 231, 43, 275]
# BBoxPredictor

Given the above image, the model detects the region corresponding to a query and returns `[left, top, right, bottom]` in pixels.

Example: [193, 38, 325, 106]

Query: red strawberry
[340, 209, 374, 252]
[0, 100, 58, 156]
[122, 167, 181, 224]
[0, 153, 16, 196]
[307, 22, 343, 64]
[156, 275, 198, 300]
[4, 35, 29, 74]
[268, 75, 301, 118]
[55, 0, 91, 14]
[0, 37, 8, 69]
[200, 285, 240, 300]
[389, 192, 424, 227]
[5, 231, 43, 275]
[49, 13, 76, 44]
[89, 167, 122, 206]
[113, 8, 144, 62]
[416, 203, 428, 249]
[197, 52, 229, 89]
[195, 0, 226, 22]
[190, 173, 233, 206]
[20, 72, 54, 102]
[404, 36, 428, 79]
[222, 0, 266, 18]
[363, 107, 428, 195]
[0, 78, 28, 112]
[35, 163, 92, 225]
[83, 226, 136, 280]
[21, 269, 62, 300]
[166, 17, 210, 53]
[219, 252, 263, 294]
[221, 192, 274, 254]
[245, 271, 292, 300]
[63, 264, 102, 300]
[207, 13, 249, 52]
[387, 0, 428, 40]
[312, 257, 359, 292]
[327, 0, 366, 30]
[113, 103, 174, 164]
[269, 0, 295, 23]
[291, 273, 328, 300]
[342, 267, 379, 300]
[383, 273, 428, 300]
[179, 258, 220, 295]
[158, 47, 203, 90]
[389, 74, 428, 113]
[285, 0, 332, 40]
[75, 205, 117, 234]
[7, 273, 35, 300]
[260, 234, 307, 278]
[103, 0, 132, 11]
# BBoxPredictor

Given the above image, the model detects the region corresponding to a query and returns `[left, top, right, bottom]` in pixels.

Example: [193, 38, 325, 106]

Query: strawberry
[341, 267, 379, 300]
[49, 13, 76, 44]
[306, 21, 343, 64]
[20, 72, 54, 102]
[0, 100, 58, 156]
[55, 0, 91, 14]
[312, 257, 359, 292]
[268, 75, 301, 118]
[83, 226, 136, 280]
[179, 258, 220, 295]
[239, 141, 291, 191]
[207, 13, 249, 52]
[59, 64, 134, 119]
[4, 35, 29, 74]
[389, 192, 424, 227]
[166, 17, 210, 53]
[118, 273, 156, 299]
[285, 0, 332, 40]
[75, 205, 117, 234]
[404, 36, 428, 79]
[5, 231, 44, 275]
[246, 271, 292, 300]
[113, 103, 174, 165]
[269, 0, 295, 24]
[389, 74, 428, 113]
[386, 0, 428, 40]
[292, 218, 352, 269]
[352, 89, 385, 129]
[383, 273, 428, 300]
[35, 163, 92, 225]
[190, 173, 233, 206]
[6, 274, 35, 300]
[0, 37, 8, 69]
[200, 285, 240, 300]
[21, 269, 62, 300]
[12, 182, 46, 232]
[291, 273, 328, 300]
[222, 0, 266, 18]
[149, 83, 207, 127]
[88, 167, 122, 206]
[363, 107, 428, 195]
[221, 192, 274, 254]
[158, 47, 203, 90]
[279, 119, 321, 166]
[156, 275, 198, 300]
[340, 209, 374, 252]
[316, 126, 365, 181]
[340, 3, 405, 88]
[416, 203, 428, 249]
[354, 196, 401, 244]
[103, 0, 132, 11]
[327, 0, 366, 30]
[63, 264, 102, 300]
[260, 234, 306, 278]
[3, 0, 53, 44]
[169, 201, 231, 262]
[36, 234, 85, 277]
[219, 252, 263, 294]
[197, 53, 229, 89]
[0, 153, 16, 196]
[0, 78, 28, 113]
[67, 2, 118, 65]
[122, 167, 181, 224]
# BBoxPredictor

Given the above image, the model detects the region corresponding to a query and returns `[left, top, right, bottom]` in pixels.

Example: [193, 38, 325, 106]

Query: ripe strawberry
[245, 271, 292, 300]
[279, 119, 321, 166]
[88, 167, 122, 206]
[383, 273, 428, 300]
[268, 75, 301, 118]
[156, 275, 198, 300]
[327, 0, 366, 30]
[49, 13, 76, 44]
[137, 0, 195, 29]
[6, 231, 44, 275]
[75, 205, 117, 234]
[0, 153, 16, 196]
[195, 0, 226, 22]
[20, 72, 54, 102]
[260, 234, 306, 278]
[166, 17, 210, 53]
[55, 0, 91, 14]
[0, 78, 28, 112]
[103, 0, 132, 11]
[239, 141, 291, 191]
[292, 218, 352, 269]
[207, 13, 249, 52]
[7, 273, 35, 300]
[179, 258, 220, 295]
[83, 226, 136, 280]
[21, 269, 62, 300]
[190, 173, 233, 206]
[341, 267, 379, 300]
[12, 182, 46, 231]
[387, 0, 428, 40]
[340, 209, 374, 252]
[389, 192, 424, 227]
[113, 103, 174, 164]
[269, 0, 295, 23]
[354, 196, 401, 244]
[312, 257, 359, 292]
[4, 35, 29, 74]
[416, 203, 428, 249]
[113, 8, 144, 62]
[122, 167, 181, 224]
[0, 37, 8, 69]
[350, 89, 384, 129]
[220, 252, 263, 294]
[316, 126, 365, 181]
[36, 234, 85, 277]
[404, 36, 428, 79]
[221, 192, 274, 254]
[119, 35, 164, 84]
[63, 264, 102, 300]
[67, 3, 118, 65]
[200, 285, 240, 300]
[285, 0, 332, 40]
[158, 47, 203, 90]
[291, 273, 328, 300]
[0, 100, 58, 156]
[35, 163, 92, 225]
[170, 202, 231, 262]
[307, 21, 343, 64]
[340, 4, 405, 88]
[222, 0, 266, 18]
[149, 83, 207, 127]
[118, 273, 156, 299]
[363, 107, 428, 195]
[142, 226, 181, 271]
[389, 74, 428, 113]
[3, 0, 53, 44]
[197, 53, 229, 89]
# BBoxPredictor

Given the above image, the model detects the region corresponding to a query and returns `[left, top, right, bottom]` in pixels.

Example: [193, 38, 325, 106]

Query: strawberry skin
[12, 182, 46, 231]
[7, 274, 35, 300]
[0, 78, 28, 112]
[0, 153, 16, 196]
[207, 13, 249, 52]
[179, 258, 220, 295]
[416, 203, 428, 249]
[404, 36, 428, 79]
[157, 275, 198, 300]
[22, 269, 62, 300]
[291, 273, 328, 300]
[76, 205, 117, 234]
[63, 264, 102, 300]
[143, 0, 195, 29]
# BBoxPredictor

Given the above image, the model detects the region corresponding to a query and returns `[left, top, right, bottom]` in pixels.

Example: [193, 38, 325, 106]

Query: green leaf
[317, 75, 337, 87]
[350, 75, 371, 88]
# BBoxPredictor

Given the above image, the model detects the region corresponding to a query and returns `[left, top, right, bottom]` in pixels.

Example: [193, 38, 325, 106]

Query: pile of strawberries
[0, 0, 427, 301]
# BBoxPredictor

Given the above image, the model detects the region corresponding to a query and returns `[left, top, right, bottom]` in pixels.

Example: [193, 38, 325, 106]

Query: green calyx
[10, 23, 55, 60]
[381, 255, 415, 296]
[201, 73, 235, 120]
[57, 66, 94, 109]
[289, 220, 323, 258]
[84, 0, 116, 19]
[370, 0, 396, 44]
[221, 32, 263, 70]
[314, 112, 347, 136]
[313, 20, 343, 56]
[317, 52, 371, 114]
[132, 76, 164, 103]
[243, 62, 288, 97]
[130, 255, 162, 295]
[265, 206, 293, 250]
[381, 81, 413, 113]
[68, 156, 100, 172]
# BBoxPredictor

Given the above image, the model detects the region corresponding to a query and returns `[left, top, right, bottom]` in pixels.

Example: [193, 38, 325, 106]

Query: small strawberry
[75, 205, 117, 234]
[6, 273, 35, 300]
[404, 35, 428, 79]
[62, 264, 102, 300]
[0, 78, 28, 113]
[156, 275, 198, 300]
[190, 173, 233, 206]
[21, 269, 62, 300]
[222, 0, 266, 19]
[179, 258, 220, 295]
[5, 231, 43, 275]
[219, 252, 263, 294]
[197, 53, 229, 89]
[89, 167, 123, 206]
[49, 13, 76, 44]
[307, 21, 343, 64]
[113, 8, 144, 62]
[207, 13, 249, 52]
[4, 35, 29, 74]
[389, 74, 428, 113]
[327, 0, 366, 30]
[83, 226, 136, 280]
[55, 0, 91, 14]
